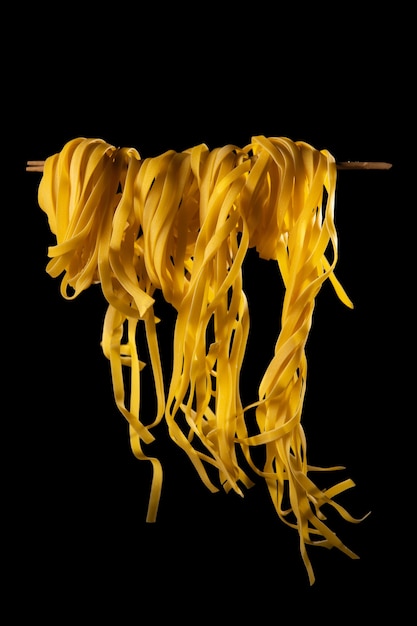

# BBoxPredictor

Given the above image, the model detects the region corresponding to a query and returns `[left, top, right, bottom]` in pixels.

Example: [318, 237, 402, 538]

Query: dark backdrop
[14, 5, 408, 622]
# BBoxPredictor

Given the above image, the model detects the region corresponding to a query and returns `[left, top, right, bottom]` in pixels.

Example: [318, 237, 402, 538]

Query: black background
[13, 5, 409, 622]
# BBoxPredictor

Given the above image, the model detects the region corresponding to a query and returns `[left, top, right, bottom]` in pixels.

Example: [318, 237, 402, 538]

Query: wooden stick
[26, 161, 47, 172]
[26, 159, 393, 173]
[336, 161, 392, 171]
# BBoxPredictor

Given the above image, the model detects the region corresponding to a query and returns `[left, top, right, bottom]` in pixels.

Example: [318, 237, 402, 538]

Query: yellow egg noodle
[37, 136, 368, 584]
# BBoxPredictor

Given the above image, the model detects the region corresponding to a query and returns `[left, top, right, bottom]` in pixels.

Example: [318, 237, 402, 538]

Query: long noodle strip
[37, 136, 368, 584]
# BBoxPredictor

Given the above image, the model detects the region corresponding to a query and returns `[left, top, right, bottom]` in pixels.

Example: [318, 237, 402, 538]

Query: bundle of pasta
[37, 135, 367, 584]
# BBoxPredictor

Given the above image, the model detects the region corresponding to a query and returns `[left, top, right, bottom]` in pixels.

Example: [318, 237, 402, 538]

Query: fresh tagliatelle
[37, 136, 368, 584]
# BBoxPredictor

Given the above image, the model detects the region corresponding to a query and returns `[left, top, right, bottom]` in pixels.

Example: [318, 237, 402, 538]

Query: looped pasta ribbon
[38, 135, 367, 584]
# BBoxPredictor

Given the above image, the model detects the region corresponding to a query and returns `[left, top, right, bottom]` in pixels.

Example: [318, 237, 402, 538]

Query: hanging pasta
[36, 135, 368, 584]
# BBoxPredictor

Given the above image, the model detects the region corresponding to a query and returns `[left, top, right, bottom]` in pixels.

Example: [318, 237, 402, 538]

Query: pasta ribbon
[37, 135, 366, 584]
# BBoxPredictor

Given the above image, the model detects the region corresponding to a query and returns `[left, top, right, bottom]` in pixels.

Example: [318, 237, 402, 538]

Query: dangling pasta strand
[37, 135, 367, 584]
